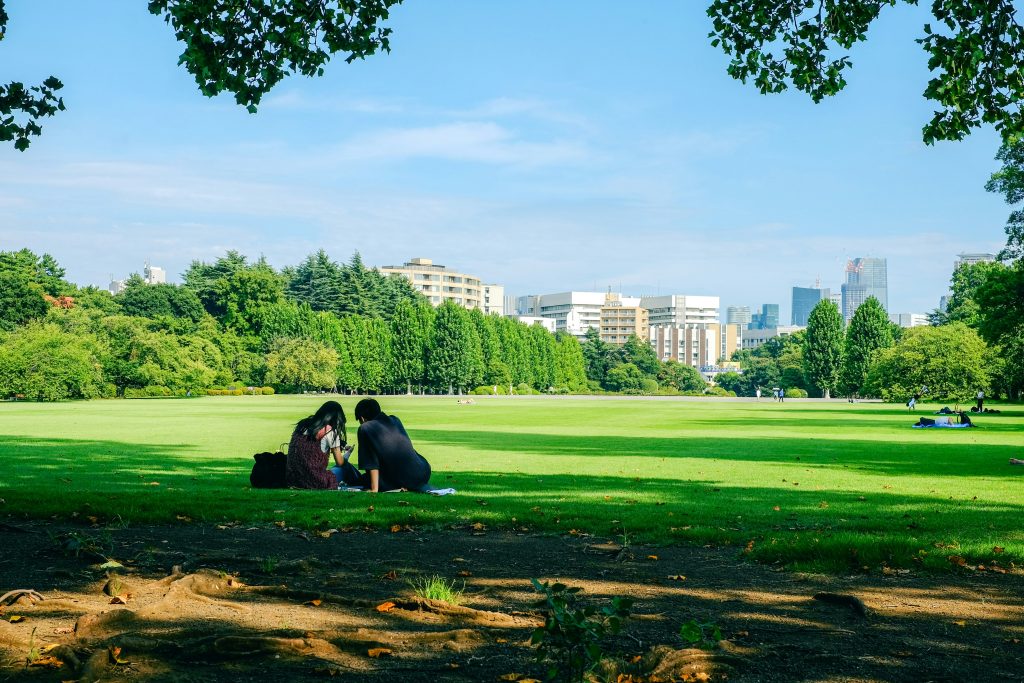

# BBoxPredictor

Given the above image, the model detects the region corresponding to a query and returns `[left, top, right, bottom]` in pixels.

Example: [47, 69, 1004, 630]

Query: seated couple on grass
[285, 399, 432, 493]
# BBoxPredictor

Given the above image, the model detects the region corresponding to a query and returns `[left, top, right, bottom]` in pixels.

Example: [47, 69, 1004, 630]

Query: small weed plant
[679, 618, 723, 649]
[258, 557, 279, 573]
[48, 530, 113, 559]
[530, 579, 633, 682]
[408, 575, 464, 604]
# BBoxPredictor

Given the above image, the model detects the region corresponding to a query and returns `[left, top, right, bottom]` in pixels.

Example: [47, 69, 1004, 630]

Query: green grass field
[1, 396, 1022, 573]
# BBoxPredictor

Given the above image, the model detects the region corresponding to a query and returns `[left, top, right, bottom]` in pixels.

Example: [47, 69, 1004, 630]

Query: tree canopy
[5, 1, 1024, 150]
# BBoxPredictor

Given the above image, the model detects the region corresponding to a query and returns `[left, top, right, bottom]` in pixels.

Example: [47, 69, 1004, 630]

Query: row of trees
[0, 249, 590, 400]
[579, 328, 708, 395]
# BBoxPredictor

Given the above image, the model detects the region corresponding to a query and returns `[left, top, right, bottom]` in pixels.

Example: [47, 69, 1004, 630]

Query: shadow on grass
[3, 434, 1023, 572]
[413, 428, 1024, 477]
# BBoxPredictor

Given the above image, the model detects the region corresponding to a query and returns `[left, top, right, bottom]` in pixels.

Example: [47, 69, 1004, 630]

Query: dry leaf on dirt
[274, 520, 286, 528]
[109, 595, 130, 605]
[7, 615, 25, 623]
[457, 570, 472, 577]
[390, 524, 402, 533]
[375, 601, 396, 613]
[367, 647, 392, 658]
[108, 646, 130, 665]
[647, 555, 658, 561]
[667, 575, 686, 581]
[304, 599, 322, 607]
[994, 546, 1005, 553]
[499, 674, 522, 681]
[29, 655, 62, 668]
[379, 570, 398, 581]
[176, 515, 192, 522]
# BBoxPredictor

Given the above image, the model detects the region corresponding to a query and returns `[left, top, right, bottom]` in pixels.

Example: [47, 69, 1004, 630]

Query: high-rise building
[748, 303, 780, 330]
[726, 305, 751, 326]
[791, 286, 831, 326]
[640, 295, 720, 326]
[380, 257, 485, 309]
[601, 292, 649, 346]
[841, 257, 887, 321]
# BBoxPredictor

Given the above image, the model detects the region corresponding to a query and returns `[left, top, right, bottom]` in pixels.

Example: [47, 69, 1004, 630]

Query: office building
[955, 252, 997, 268]
[601, 292, 649, 345]
[516, 295, 538, 316]
[650, 322, 739, 368]
[791, 285, 831, 326]
[380, 257, 485, 309]
[108, 279, 126, 295]
[749, 303, 780, 330]
[530, 291, 635, 338]
[143, 263, 166, 285]
[514, 316, 557, 333]
[640, 295, 720, 326]
[741, 325, 804, 350]
[889, 313, 929, 328]
[482, 284, 505, 316]
[726, 305, 751, 326]
[841, 257, 887, 321]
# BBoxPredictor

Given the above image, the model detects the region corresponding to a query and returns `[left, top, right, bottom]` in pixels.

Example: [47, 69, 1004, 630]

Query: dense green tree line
[0, 248, 589, 400]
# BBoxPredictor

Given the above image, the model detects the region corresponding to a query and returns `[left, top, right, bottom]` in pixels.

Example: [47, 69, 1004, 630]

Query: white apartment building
[380, 257, 487, 309]
[649, 323, 739, 368]
[482, 284, 505, 316]
[641, 295, 720, 326]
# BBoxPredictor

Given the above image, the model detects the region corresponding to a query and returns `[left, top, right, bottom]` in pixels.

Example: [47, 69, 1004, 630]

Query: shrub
[470, 386, 493, 395]
[785, 387, 809, 398]
[704, 386, 735, 397]
[515, 382, 533, 395]
[260, 386, 275, 395]
[231, 388, 244, 396]
[639, 378, 659, 395]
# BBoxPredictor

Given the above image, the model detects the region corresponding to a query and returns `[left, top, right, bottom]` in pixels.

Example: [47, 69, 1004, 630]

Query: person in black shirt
[352, 399, 432, 493]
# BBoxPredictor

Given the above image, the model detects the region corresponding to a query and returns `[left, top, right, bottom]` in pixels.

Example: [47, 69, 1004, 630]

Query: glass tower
[841, 257, 887, 321]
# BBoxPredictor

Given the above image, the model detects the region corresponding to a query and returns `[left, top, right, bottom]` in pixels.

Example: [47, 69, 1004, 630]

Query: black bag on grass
[250, 451, 287, 488]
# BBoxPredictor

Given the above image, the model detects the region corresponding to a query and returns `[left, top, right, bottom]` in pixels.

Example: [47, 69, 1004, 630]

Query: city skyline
[0, 2, 1010, 321]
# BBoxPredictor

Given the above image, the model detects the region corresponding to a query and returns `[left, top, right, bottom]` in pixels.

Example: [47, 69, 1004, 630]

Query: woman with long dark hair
[285, 400, 357, 489]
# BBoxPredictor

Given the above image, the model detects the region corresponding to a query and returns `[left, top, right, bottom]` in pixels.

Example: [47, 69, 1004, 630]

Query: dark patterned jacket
[285, 432, 337, 490]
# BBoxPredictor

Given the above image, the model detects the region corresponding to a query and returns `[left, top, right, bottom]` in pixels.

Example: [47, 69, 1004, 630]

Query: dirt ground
[1, 521, 1022, 683]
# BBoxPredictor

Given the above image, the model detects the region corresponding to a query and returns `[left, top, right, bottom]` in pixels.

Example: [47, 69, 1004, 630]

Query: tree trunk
[824, 388, 831, 399]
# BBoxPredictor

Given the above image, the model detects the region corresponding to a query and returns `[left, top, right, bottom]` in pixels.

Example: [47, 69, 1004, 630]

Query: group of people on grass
[286, 399, 432, 493]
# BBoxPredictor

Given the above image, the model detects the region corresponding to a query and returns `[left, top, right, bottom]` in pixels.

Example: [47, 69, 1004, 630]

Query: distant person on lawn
[285, 400, 354, 489]
[352, 398, 432, 493]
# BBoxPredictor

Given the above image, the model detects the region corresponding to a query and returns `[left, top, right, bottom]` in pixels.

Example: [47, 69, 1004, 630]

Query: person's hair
[294, 401, 347, 443]
[354, 398, 383, 422]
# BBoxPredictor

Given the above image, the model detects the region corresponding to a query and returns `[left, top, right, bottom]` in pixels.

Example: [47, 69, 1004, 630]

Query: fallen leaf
[367, 505, 375, 513]
[367, 647, 392, 658]
[470, 522, 486, 531]
[496, 638, 509, 644]
[499, 674, 522, 681]
[380, 570, 398, 581]
[994, 546, 1005, 553]
[147, 482, 160, 486]
[304, 599, 322, 607]
[29, 655, 62, 668]
[109, 596, 129, 605]
[7, 616, 25, 623]
[390, 524, 402, 533]
[646, 555, 658, 561]
[457, 570, 472, 577]
[375, 601, 396, 613]
[772, 505, 780, 511]
[667, 575, 686, 581]
[176, 514, 192, 522]
[274, 520, 286, 528]
[953, 620, 967, 627]
[108, 646, 130, 665]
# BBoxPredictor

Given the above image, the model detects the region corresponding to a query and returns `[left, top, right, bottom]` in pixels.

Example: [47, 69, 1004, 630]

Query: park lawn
[0, 395, 1021, 573]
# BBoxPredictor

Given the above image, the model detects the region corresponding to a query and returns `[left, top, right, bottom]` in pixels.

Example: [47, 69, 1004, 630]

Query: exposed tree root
[0, 589, 43, 606]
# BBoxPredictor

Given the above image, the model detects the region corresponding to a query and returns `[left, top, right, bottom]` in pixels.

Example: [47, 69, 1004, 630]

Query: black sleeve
[356, 424, 379, 471]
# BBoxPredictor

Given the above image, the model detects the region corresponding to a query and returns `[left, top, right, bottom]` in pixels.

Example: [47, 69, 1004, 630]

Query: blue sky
[0, 1, 1011, 320]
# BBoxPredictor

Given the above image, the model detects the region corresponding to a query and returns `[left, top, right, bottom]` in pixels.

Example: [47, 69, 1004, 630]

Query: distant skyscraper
[747, 303, 779, 330]
[726, 306, 751, 326]
[791, 286, 830, 326]
[143, 262, 167, 285]
[841, 257, 887, 321]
